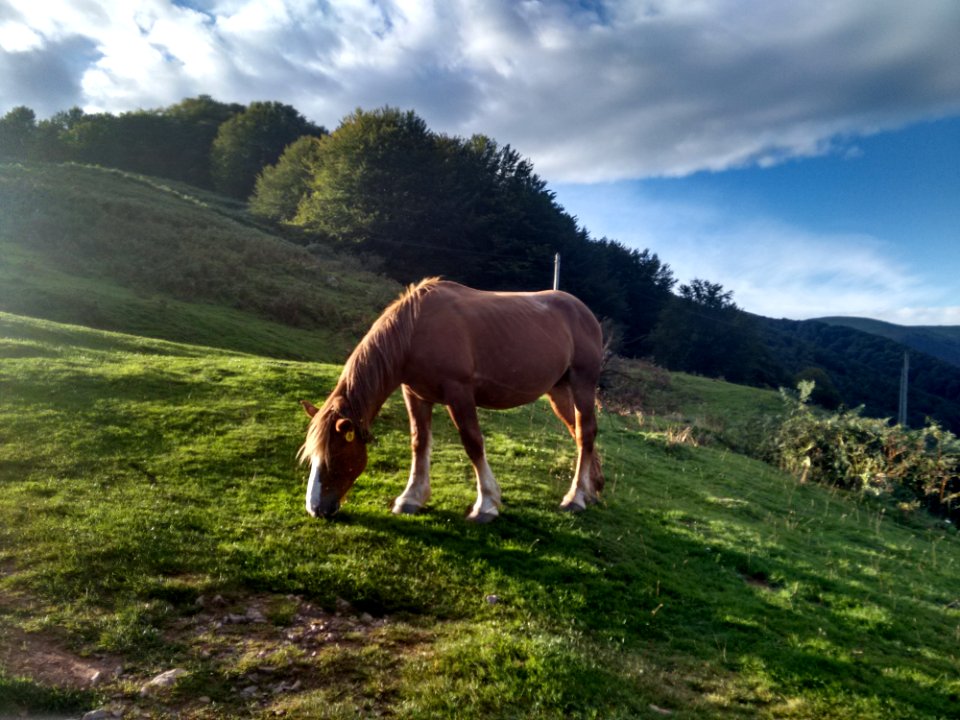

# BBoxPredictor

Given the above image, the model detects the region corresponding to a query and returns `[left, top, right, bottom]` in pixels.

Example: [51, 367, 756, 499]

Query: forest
[3, 96, 959, 431]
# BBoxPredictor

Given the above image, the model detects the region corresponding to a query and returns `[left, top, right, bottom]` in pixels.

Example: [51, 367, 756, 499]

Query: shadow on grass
[0, 673, 93, 718]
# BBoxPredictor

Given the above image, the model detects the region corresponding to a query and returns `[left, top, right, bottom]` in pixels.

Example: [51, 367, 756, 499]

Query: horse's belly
[474, 385, 545, 410]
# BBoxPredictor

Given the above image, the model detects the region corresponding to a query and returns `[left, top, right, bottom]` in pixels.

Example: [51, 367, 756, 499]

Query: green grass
[2, 161, 958, 718]
[0, 161, 399, 360]
[2, 312, 959, 719]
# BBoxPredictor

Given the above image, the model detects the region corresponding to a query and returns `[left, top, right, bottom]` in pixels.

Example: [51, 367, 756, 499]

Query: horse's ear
[301, 400, 319, 418]
[335, 417, 356, 442]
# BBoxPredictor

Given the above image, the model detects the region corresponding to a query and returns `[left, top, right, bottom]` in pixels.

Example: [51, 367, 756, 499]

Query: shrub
[766, 381, 960, 522]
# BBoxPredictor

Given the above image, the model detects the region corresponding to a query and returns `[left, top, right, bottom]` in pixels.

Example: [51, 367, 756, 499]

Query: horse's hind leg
[445, 393, 501, 523]
[550, 381, 602, 512]
[393, 385, 433, 515]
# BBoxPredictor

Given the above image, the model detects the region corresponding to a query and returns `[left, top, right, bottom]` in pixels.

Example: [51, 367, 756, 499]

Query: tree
[164, 95, 244, 187]
[0, 106, 36, 160]
[678, 278, 735, 310]
[649, 279, 769, 383]
[250, 136, 324, 222]
[30, 107, 86, 162]
[294, 107, 454, 278]
[211, 101, 324, 199]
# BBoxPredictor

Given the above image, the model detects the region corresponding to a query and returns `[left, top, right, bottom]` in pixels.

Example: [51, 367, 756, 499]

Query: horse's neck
[337, 353, 402, 428]
[339, 297, 415, 427]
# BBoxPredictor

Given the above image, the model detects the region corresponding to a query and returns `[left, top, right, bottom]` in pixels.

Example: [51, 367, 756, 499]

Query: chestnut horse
[299, 278, 604, 522]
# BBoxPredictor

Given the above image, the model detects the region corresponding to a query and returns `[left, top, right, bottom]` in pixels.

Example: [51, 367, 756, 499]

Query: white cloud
[2, 0, 958, 181]
[552, 182, 955, 325]
[1, 0, 955, 325]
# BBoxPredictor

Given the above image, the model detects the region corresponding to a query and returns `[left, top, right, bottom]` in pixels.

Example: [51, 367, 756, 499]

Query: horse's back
[404, 282, 601, 407]
[425, 281, 599, 352]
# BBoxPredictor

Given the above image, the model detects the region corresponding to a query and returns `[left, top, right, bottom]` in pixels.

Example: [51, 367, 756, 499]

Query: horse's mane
[299, 278, 442, 462]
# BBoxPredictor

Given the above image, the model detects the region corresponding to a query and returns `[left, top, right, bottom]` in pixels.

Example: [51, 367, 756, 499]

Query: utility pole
[898, 351, 909, 427]
[552, 253, 561, 291]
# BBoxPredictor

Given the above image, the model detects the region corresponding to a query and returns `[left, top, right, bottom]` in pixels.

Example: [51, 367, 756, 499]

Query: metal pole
[552, 253, 560, 290]
[898, 351, 909, 426]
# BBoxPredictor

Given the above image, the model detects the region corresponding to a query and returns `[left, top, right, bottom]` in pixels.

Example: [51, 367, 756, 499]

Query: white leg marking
[562, 451, 594, 510]
[393, 435, 432, 513]
[306, 458, 322, 517]
[469, 455, 502, 519]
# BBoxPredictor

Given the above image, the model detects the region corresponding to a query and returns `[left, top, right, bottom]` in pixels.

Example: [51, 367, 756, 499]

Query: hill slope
[759, 316, 960, 432]
[2, 161, 960, 717]
[1, 312, 958, 719]
[817, 316, 960, 369]
[0, 162, 398, 360]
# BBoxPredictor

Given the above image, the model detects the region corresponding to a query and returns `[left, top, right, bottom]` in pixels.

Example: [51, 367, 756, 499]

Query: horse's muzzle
[308, 497, 341, 520]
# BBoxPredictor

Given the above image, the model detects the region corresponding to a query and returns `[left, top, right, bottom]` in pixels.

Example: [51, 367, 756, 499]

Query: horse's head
[299, 400, 369, 519]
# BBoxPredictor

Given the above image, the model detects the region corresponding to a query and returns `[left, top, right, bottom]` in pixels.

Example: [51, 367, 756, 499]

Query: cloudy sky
[2, 0, 959, 323]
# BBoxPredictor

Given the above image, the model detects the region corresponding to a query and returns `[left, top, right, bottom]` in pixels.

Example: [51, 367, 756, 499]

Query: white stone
[140, 668, 188, 695]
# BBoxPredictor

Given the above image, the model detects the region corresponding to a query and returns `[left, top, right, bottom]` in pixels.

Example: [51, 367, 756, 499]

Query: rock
[240, 684, 259, 697]
[246, 607, 268, 624]
[82, 710, 112, 720]
[335, 597, 352, 614]
[359, 612, 374, 624]
[140, 668, 188, 695]
[484, 594, 500, 605]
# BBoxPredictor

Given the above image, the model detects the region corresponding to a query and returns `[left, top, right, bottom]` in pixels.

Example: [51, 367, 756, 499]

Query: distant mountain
[758, 317, 960, 433]
[815, 317, 960, 369]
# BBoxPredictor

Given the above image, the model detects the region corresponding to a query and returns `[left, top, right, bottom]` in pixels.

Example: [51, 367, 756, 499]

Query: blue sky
[1, 0, 959, 323]
[552, 116, 960, 322]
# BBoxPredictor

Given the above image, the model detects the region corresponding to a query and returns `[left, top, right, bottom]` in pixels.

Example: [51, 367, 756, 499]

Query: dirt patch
[2, 584, 437, 719]
[0, 625, 121, 689]
[0, 587, 122, 690]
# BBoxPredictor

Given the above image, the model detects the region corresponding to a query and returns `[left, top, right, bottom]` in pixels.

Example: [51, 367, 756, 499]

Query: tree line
[3, 98, 752, 364]
[4, 97, 960, 431]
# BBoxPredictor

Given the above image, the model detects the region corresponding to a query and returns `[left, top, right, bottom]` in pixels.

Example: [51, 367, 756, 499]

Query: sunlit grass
[2, 313, 959, 718]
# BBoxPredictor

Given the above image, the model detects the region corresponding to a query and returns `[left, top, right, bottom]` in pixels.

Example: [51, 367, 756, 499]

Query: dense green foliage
[818, 316, 960, 369]
[761, 318, 960, 432]
[258, 106, 678, 355]
[210, 101, 325, 199]
[648, 280, 774, 385]
[767, 382, 960, 522]
[250, 135, 323, 222]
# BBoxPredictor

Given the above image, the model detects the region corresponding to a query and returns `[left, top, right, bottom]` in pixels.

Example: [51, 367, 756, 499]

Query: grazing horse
[299, 278, 604, 522]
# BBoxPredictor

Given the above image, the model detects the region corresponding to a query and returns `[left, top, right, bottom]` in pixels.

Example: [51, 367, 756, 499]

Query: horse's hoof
[392, 502, 423, 515]
[467, 511, 498, 524]
[559, 501, 587, 513]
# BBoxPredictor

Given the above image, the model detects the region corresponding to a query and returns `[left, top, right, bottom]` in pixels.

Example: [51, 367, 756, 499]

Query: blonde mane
[299, 278, 441, 462]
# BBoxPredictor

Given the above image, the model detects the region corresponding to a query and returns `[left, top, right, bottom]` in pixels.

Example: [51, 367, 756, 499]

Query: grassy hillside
[2, 161, 959, 718]
[818, 316, 960, 369]
[0, 162, 398, 360]
[2, 312, 958, 719]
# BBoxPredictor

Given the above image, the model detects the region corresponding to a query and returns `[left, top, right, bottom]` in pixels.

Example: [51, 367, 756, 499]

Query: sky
[1, 0, 958, 324]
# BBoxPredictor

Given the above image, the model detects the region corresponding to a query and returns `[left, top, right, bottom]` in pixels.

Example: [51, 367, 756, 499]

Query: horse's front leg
[393, 385, 434, 515]
[445, 394, 501, 523]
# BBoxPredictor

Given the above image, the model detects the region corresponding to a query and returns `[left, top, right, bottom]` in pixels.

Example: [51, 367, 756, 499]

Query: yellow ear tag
[344, 430, 356, 443]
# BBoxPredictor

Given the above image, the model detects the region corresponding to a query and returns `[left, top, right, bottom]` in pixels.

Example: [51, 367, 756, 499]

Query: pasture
[2, 311, 958, 718]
